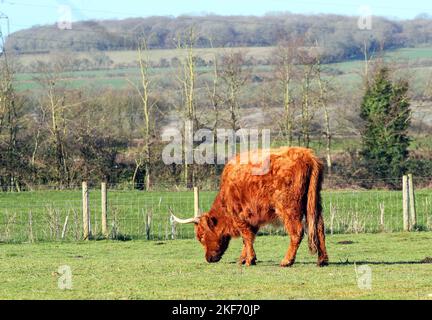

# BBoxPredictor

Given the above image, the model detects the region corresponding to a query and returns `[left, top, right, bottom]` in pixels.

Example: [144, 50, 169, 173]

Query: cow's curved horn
[171, 215, 200, 224]
[169, 208, 199, 224]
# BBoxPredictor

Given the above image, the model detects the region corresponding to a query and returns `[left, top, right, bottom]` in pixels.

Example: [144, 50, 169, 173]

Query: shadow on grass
[91, 232, 133, 241]
[228, 259, 432, 266]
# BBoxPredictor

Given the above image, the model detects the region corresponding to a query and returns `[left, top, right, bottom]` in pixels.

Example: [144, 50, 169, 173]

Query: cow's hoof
[317, 259, 329, 267]
[240, 256, 256, 266]
[239, 256, 247, 265]
[280, 259, 294, 267]
[245, 257, 257, 266]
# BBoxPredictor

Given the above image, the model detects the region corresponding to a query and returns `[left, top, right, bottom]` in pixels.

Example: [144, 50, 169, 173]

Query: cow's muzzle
[206, 255, 222, 263]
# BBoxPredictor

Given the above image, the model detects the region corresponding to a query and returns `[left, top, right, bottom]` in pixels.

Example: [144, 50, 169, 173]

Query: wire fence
[0, 177, 431, 243]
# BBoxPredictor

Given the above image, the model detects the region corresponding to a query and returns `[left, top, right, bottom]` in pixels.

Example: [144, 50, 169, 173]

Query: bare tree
[272, 39, 302, 146]
[128, 38, 157, 190]
[298, 49, 317, 148]
[315, 56, 334, 174]
[175, 27, 199, 188]
[206, 41, 223, 133]
[220, 50, 249, 132]
[34, 58, 80, 186]
[362, 38, 370, 88]
[0, 50, 20, 190]
[205, 41, 224, 178]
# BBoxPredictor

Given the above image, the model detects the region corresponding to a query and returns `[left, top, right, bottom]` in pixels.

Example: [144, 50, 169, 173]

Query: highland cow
[172, 147, 329, 267]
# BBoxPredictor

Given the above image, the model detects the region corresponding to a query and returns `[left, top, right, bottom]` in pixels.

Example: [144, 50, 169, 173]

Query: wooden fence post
[146, 211, 152, 240]
[408, 174, 417, 230]
[329, 202, 335, 235]
[28, 210, 34, 243]
[101, 182, 108, 238]
[379, 202, 385, 232]
[194, 187, 200, 218]
[426, 198, 431, 230]
[170, 215, 176, 240]
[402, 175, 410, 231]
[82, 181, 91, 240]
[61, 214, 69, 240]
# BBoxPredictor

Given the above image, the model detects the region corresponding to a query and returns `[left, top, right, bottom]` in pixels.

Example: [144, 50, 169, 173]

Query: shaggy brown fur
[195, 147, 329, 267]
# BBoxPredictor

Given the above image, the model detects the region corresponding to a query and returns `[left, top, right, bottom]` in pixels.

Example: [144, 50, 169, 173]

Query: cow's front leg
[238, 226, 258, 266]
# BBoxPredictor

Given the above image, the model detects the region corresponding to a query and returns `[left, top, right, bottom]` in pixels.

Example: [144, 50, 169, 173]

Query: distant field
[15, 46, 432, 68]
[388, 47, 432, 60]
[1, 232, 432, 299]
[331, 46, 432, 72]
[15, 46, 275, 67]
[13, 46, 432, 93]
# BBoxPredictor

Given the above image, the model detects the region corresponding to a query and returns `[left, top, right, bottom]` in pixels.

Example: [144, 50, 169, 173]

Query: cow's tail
[306, 157, 324, 254]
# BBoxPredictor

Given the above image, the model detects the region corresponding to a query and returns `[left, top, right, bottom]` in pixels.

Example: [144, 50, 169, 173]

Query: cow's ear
[207, 216, 218, 228]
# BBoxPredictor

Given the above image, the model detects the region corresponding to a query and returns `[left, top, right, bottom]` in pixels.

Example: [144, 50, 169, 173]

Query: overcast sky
[0, 0, 431, 34]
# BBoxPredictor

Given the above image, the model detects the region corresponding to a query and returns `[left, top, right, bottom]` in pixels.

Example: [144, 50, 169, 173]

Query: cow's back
[218, 147, 319, 225]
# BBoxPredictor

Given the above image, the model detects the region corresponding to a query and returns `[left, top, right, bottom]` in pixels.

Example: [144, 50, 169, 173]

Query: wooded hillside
[6, 13, 432, 63]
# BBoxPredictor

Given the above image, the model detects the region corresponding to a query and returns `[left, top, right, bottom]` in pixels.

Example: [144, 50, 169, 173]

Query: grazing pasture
[0, 232, 431, 299]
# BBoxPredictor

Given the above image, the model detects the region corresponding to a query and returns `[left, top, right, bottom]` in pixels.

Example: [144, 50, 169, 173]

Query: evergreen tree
[360, 67, 411, 181]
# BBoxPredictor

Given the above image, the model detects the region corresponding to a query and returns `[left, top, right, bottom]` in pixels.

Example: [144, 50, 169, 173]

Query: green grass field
[1, 188, 431, 243]
[0, 232, 431, 299]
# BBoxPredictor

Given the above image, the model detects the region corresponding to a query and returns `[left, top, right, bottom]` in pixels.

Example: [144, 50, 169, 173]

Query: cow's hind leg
[239, 226, 258, 266]
[317, 214, 329, 266]
[239, 242, 248, 264]
[280, 214, 304, 267]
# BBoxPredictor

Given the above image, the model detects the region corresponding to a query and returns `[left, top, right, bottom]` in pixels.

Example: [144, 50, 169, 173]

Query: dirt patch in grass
[337, 240, 355, 245]
[420, 257, 432, 263]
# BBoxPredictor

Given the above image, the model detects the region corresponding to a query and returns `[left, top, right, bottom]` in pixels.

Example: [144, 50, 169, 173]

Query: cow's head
[171, 210, 231, 263]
